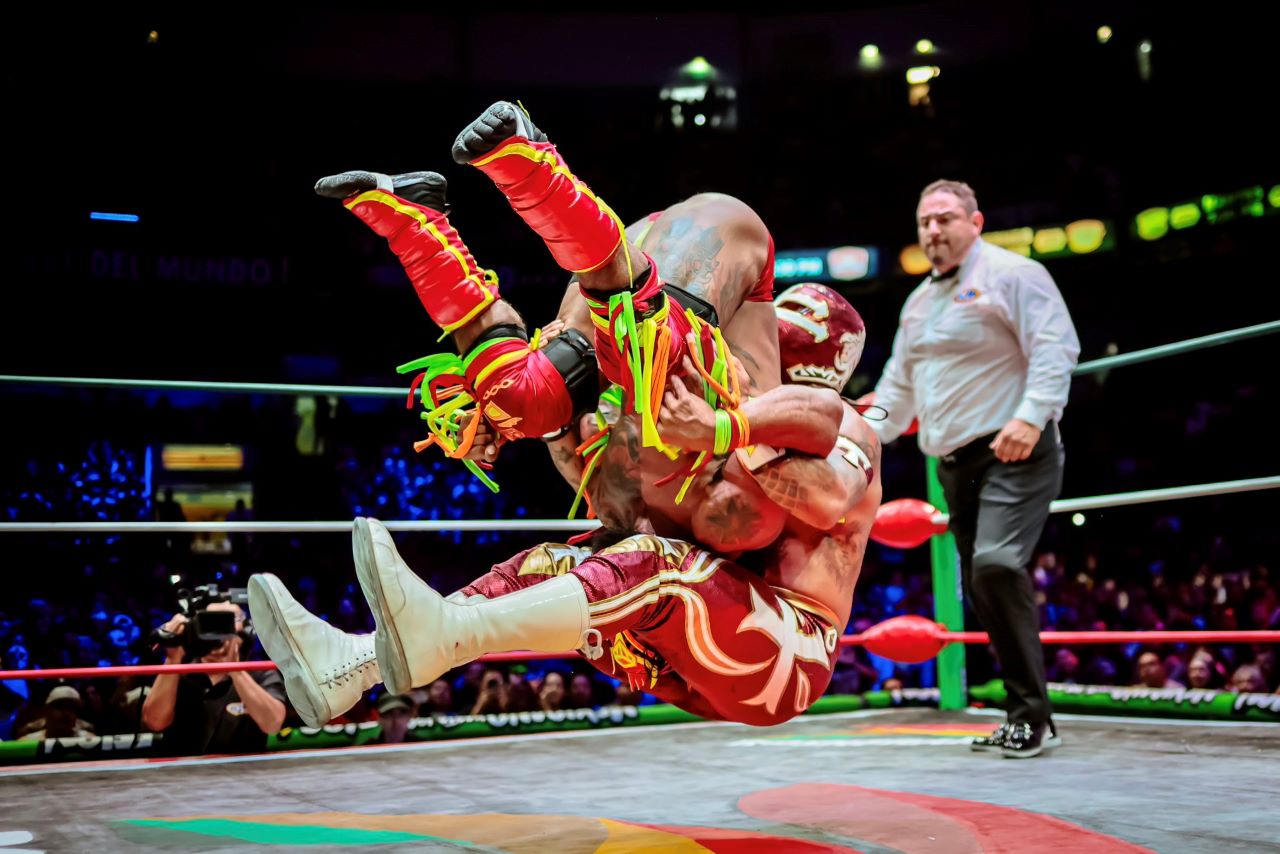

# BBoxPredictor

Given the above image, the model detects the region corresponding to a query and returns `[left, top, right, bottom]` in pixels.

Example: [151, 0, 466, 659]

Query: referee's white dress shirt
[871, 239, 1081, 457]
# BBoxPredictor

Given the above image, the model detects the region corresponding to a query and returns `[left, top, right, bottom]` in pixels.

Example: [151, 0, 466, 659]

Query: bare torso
[549, 193, 786, 553]
[759, 402, 883, 631]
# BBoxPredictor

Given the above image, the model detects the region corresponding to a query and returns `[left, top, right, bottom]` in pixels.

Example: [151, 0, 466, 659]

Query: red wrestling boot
[454, 103, 704, 449]
[320, 170, 596, 461]
[452, 102, 623, 274]
[315, 170, 498, 338]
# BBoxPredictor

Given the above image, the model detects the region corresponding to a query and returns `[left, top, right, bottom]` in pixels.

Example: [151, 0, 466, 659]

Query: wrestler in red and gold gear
[775, 282, 867, 392]
[314, 170, 593, 451]
[453, 102, 760, 455]
[447, 533, 840, 726]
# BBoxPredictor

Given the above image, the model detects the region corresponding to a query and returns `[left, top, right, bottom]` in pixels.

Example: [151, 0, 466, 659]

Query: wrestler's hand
[538, 319, 566, 345]
[461, 413, 501, 463]
[658, 357, 718, 452]
[989, 418, 1041, 463]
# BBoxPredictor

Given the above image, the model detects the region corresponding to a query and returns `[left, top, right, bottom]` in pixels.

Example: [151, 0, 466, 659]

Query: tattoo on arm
[725, 339, 765, 396]
[753, 456, 848, 516]
[548, 442, 581, 488]
[699, 489, 765, 550]
[590, 415, 643, 529]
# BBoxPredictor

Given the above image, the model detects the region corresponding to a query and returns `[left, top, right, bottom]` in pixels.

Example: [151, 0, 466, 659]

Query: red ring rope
[2, 625, 1276, 681]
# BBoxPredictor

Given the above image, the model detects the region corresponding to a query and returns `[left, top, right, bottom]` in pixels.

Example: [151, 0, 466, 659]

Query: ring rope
[2, 476, 1275, 534]
[3, 320, 1276, 398]
[3, 628, 1276, 681]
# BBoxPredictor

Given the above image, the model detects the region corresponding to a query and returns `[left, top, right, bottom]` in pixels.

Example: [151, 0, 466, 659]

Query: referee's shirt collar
[928, 239, 982, 287]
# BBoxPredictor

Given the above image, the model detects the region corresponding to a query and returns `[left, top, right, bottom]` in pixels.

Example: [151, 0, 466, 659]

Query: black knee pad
[540, 327, 598, 422]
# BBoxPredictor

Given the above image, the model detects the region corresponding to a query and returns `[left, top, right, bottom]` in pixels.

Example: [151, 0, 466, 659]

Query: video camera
[150, 584, 254, 659]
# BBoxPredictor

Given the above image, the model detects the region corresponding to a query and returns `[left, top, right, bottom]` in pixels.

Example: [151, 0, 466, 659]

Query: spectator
[1135, 651, 1186, 690]
[155, 487, 190, 557]
[1185, 652, 1222, 690]
[419, 679, 454, 715]
[469, 668, 507, 716]
[503, 665, 539, 713]
[454, 662, 487, 713]
[568, 673, 597, 709]
[374, 693, 415, 744]
[1049, 649, 1081, 684]
[141, 602, 287, 755]
[1229, 664, 1268, 694]
[538, 672, 567, 712]
[226, 498, 255, 565]
[18, 686, 93, 741]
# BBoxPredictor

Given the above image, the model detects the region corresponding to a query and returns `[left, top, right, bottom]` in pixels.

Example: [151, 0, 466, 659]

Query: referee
[871, 180, 1080, 758]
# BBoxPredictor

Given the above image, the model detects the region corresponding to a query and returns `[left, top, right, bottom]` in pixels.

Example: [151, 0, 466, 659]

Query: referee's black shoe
[1001, 719, 1062, 759]
[970, 721, 1012, 752]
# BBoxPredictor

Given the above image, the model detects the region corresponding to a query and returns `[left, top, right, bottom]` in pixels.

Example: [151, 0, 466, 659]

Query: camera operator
[141, 597, 286, 755]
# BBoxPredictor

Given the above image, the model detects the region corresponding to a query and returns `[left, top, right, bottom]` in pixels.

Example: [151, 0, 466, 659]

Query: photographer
[141, 596, 286, 755]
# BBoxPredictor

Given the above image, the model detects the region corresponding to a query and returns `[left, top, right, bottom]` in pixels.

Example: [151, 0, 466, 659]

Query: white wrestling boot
[351, 517, 598, 695]
[247, 573, 381, 728]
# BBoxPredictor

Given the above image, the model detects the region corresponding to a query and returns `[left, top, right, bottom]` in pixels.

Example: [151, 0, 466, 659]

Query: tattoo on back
[645, 217, 726, 301]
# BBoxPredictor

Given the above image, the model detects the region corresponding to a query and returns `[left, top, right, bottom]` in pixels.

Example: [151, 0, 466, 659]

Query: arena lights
[1096, 26, 1113, 44]
[773, 247, 879, 283]
[161, 445, 245, 472]
[147, 30, 159, 44]
[682, 56, 713, 79]
[915, 39, 936, 54]
[660, 56, 737, 132]
[1135, 186, 1270, 241]
[1072, 513, 1086, 527]
[983, 219, 1111, 259]
[899, 245, 932, 276]
[1137, 39, 1153, 81]
[897, 221, 1112, 272]
[859, 44, 883, 71]
[774, 253, 825, 280]
[906, 65, 941, 85]
[90, 212, 139, 223]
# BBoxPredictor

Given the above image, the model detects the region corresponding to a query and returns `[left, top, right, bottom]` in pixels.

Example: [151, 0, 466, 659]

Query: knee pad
[465, 324, 597, 441]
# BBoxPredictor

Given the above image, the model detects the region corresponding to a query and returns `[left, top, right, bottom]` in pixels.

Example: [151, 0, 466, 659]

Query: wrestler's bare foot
[452, 101, 548, 165]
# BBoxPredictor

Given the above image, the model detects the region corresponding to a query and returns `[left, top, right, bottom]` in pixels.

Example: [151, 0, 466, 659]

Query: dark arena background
[2, 4, 1277, 852]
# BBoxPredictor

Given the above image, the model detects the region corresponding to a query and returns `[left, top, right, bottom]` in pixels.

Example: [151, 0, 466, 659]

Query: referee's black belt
[938, 431, 999, 466]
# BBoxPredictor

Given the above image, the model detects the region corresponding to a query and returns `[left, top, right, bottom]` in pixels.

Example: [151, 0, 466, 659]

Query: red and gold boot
[452, 102, 623, 274]
[315, 170, 498, 338]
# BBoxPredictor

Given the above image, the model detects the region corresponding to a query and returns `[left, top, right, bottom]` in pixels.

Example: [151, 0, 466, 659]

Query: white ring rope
[4, 320, 1277, 398]
[2, 476, 1276, 533]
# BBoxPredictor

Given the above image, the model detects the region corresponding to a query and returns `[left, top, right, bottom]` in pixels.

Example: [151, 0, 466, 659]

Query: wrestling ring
[1, 321, 1278, 853]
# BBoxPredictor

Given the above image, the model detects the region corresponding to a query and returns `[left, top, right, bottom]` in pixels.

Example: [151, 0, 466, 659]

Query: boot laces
[320, 646, 377, 688]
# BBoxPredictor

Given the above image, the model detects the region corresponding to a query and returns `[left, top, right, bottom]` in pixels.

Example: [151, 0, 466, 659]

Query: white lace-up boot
[351, 517, 599, 694]
[248, 573, 381, 727]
